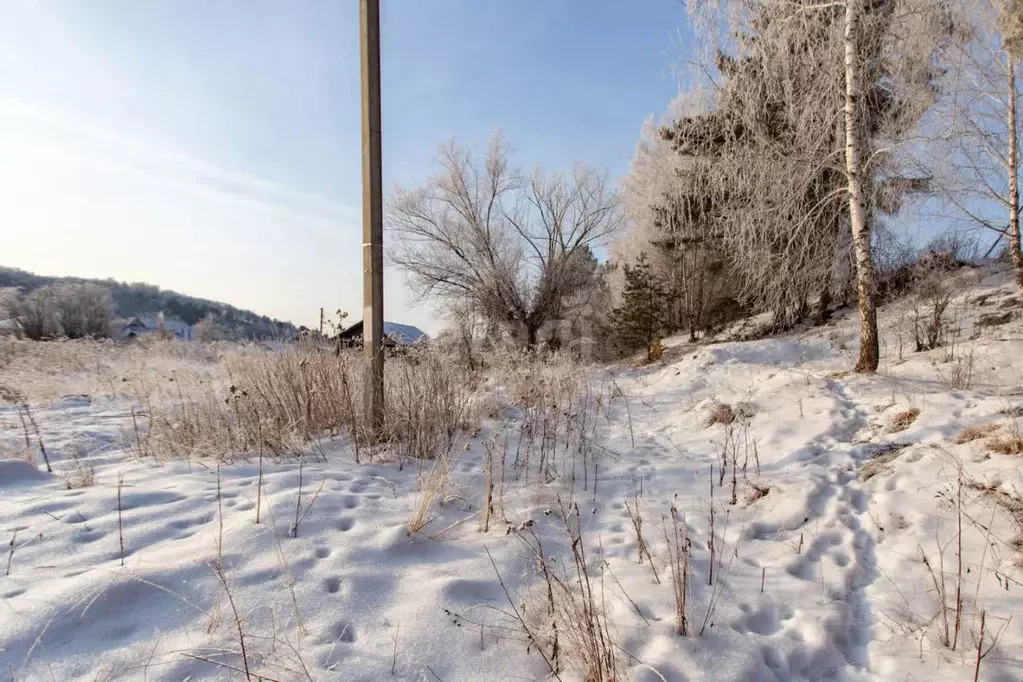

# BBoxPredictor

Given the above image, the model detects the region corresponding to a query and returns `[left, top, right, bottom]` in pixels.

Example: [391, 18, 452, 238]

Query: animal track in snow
[733, 601, 795, 636]
[329, 620, 356, 643]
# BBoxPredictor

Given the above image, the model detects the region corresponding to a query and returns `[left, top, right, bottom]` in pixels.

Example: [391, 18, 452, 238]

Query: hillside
[0, 266, 297, 340]
[1, 264, 1022, 681]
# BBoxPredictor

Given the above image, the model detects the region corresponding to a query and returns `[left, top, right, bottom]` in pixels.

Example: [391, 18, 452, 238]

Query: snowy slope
[2, 265, 1022, 681]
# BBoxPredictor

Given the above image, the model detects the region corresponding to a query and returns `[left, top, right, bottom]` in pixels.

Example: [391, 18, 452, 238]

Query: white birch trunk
[1008, 54, 1023, 293]
[844, 0, 880, 372]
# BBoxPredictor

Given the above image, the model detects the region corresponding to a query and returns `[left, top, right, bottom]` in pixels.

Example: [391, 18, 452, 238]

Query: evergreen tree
[609, 253, 669, 360]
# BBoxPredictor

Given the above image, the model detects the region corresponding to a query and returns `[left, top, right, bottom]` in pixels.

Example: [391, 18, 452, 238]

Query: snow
[0, 460, 51, 489]
[2, 265, 1023, 681]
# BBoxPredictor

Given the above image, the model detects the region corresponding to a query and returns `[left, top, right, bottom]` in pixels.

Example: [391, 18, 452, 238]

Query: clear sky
[0, 1, 689, 334]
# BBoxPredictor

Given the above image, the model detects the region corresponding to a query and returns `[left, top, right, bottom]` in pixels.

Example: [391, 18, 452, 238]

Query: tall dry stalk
[663, 503, 690, 636]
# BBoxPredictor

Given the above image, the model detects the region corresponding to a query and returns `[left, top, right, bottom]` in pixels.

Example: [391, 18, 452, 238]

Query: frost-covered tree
[930, 0, 1023, 293]
[53, 283, 114, 339]
[388, 134, 622, 349]
[12, 286, 61, 340]
[616, 94, 740, 340]
[0, 287, 18, 320]
[675, 0, 953, 371]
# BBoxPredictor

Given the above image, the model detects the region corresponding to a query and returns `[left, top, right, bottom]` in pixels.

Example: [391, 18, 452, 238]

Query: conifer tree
[609, 253, 669, 360]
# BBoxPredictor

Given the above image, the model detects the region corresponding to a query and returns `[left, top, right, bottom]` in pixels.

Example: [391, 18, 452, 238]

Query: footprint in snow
[329, 620, 356, 643]
[733, 602, 795, 636]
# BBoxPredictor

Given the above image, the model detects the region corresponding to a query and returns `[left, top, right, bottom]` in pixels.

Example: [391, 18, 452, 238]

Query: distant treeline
[0, 266, 297, 340]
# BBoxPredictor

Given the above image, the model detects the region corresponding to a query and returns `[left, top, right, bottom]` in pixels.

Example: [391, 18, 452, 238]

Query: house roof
[338, 321, 429, 345]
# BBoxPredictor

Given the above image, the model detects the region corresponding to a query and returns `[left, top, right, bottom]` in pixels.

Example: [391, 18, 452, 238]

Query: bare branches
[925, 0, 1023, 291]
[389, 133, 621, 348]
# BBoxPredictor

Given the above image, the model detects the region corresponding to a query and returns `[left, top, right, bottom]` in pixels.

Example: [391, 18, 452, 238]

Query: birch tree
[388, 134, 622, 349]
[681, 0, 952, 371]
[843, 0, 879, 371]
[932, 0, 1023, 293]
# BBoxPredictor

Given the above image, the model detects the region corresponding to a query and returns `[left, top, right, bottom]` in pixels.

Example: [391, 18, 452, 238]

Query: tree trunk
[816, 285, 832, 325]
[694, 257, 705, 339]
[1008, 54, 1023, 294]
[844, 0, 879, 373]
[526, 324, 539, 351]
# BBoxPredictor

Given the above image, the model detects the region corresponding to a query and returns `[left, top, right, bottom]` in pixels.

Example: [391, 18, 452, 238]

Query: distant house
[338, 321, 429, 348]
[119, 317, 149, 339]
[117, 314, 194, 341]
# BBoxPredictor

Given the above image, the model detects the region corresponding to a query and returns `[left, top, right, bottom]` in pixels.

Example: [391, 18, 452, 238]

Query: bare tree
[388, 134, 622, 349]
[931, 0, 1023, 293]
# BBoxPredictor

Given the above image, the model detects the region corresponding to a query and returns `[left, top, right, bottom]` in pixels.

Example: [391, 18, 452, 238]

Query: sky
[0, 1, 690, 335]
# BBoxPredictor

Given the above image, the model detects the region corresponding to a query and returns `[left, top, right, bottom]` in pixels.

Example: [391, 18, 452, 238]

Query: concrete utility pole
[360, 0, 385, 435]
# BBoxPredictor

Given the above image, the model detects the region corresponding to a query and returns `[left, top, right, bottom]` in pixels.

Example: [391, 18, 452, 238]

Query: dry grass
[888, 407, 921, 433]
[127, 343, 481, 463]
[494, 352, 613, 491]
[62, 448, 96, 489]
[953, 423, 999, 445]
[2, 335, 486, 466]
[0, 336, 218, 402]
[514, 500, 621, 681]
[987, 436, 1023, 455]
[704, 401, 735, 428]
[985, 414, 1023, 455]
[408, 450, 459, 534]
[745, 483, 770, 505]
[663, 504, 691, 636]
[859, 443, 911, 481]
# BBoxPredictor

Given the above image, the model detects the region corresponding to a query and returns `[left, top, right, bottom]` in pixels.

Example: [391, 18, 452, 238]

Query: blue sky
[0, 1, 689, 334]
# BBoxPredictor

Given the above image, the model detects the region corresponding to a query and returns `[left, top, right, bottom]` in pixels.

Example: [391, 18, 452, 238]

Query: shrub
[52, 283, 114, 339]
[6, 283, 113, 340]
[13, 286, 61, 340]
[193, 314, 218, 342]
[0, 288, 18, 320]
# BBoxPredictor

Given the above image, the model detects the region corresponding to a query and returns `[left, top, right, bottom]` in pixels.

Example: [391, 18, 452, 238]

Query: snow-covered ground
[2, 265, 1023, 681]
